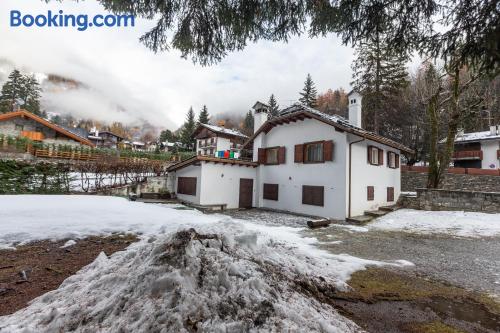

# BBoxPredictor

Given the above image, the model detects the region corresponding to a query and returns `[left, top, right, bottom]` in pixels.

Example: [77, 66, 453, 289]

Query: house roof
[167, 155, 258, 172]
[445, 130, 500, 143]
[97, 131, 124, 139]
[193, 123, 249, 139]
[243, 103, 413, 153]
[0, 110, 95, 147]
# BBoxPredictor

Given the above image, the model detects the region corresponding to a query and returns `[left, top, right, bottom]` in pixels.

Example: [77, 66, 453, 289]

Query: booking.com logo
[10, 10, 135, 31]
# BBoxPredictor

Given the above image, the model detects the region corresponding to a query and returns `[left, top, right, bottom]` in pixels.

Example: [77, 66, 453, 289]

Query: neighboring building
[122, 140, 146, 151]
[167, 93, 412, 220]
[193, 123, 248, 158]
[450, 126, 500, 169]
[0, 110, 94, 147]
[87, 127, 124, 149]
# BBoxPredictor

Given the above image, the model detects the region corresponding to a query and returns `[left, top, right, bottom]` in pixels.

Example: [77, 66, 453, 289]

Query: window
[15, 124, 24, 131]
[302, 185, 324, 206]
[177, 177, 197, 195]
[295, 141, 333, 163]
[258, 147, 285, 165]
[387, 152, 400, 169]
[368, 146, 383, 166]
[263, 183, 279, 201]
[198, 139, 203, 147]
[209, 148, 214, 155]
[304, 142, 324, 163]
[387, 187, 394, 202]
[266, 147, 279, 164]
[367, 186, 374, 201]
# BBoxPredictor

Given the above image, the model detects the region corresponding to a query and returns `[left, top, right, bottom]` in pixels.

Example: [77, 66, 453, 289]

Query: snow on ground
[0, 195, 414, 332]
[370, 209, 500, 238]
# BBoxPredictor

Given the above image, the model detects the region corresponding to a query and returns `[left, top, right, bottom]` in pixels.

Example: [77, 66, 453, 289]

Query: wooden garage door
[239, 178, 253, 209]
[177, 177, 196, 195]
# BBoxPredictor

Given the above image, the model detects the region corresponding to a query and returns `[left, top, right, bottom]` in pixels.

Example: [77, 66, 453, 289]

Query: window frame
[177, 177, 197, 196]
[303, 141, 325, 164]
[15, 124, 24, 131]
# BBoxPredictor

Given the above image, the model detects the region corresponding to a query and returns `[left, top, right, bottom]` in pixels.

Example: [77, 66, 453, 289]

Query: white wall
[349, 135, 401, 217]
[216, 137, 231, 152]
[254, 119, 348, 219]
[481, 140, 500, 169]
[173, 164, 202, 205]
[200, 162, 257, 209]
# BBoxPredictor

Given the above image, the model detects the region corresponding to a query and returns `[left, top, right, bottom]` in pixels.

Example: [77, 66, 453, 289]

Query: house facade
[451, 126, 500, 169]
[193, 123, 248, 158]
[167, 93, 412, 220]
[88, 128, 123, 149]
[0, 110, 94, 147]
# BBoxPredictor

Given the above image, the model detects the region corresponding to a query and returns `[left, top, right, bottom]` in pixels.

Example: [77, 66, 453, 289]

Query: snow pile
[0, 227, 364, 333]
[0, 195, 214, 249]
[370, 209, 500, 238]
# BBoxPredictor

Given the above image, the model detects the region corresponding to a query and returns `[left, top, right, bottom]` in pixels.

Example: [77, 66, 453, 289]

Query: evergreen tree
[0, 70, 24, 113]
[268, 94, 280, 118]
[198, 105, 210, 124]
[352, 31, 409, 134]
[0, 70, 43, 115]
[299, 74, 318, 108]
[242, 110, 254, 135]
[180, 107, 196, 150]
[22, 75, 42, 115]
[159, 129, 176, 142]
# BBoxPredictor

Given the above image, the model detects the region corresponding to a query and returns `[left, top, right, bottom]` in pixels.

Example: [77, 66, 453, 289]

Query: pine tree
[23, 75, 42, 115]
[299, 74, 318, 108]
[352, 31, 409, 134]
[268, 94, 280, 118]
[198, 105, 210, 124]
[0, 70, 24, 113]
[0, 70, 43, 115]
[180, 107, 196, 150]
[242, 111, 254, 135]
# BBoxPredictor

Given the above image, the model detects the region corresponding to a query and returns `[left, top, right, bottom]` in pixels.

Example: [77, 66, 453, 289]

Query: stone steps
[379, 205, 399, 212]
[345, 215, 375, 225]
[346, 205, 401, 225]
[364, 210, 389, 218]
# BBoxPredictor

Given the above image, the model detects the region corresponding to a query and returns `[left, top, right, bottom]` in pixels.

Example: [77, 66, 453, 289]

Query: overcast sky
[0, 0, 355, 129]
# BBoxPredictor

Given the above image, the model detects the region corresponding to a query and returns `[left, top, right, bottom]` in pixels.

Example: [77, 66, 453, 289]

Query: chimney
[347, 90, 362, 128]
[490, 125, 498, 136]
[252, 101, 270, 133]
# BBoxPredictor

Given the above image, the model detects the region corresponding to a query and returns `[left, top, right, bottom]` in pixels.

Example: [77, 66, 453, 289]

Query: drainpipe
[348, 136, 365, 218]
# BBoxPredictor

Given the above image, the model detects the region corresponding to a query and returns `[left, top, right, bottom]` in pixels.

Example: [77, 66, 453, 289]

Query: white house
[193, 123, 248, 158]
[167, 92, 413, 220]
[450, 126, 500, 169]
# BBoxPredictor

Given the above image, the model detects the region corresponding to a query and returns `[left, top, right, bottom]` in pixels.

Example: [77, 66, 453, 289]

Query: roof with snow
[193, 123, 249, 139]
[244, 103, 413, 153]
[448, 130, 500, 143]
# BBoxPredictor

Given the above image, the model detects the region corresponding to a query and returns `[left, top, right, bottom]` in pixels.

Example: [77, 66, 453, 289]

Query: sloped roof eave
[242, 108, 413, 154]
[0, 110, 95, 147]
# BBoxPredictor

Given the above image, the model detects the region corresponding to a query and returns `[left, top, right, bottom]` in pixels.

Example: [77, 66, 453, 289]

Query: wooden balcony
[21, 131, 44, 141]
[452, 150, 483, 160]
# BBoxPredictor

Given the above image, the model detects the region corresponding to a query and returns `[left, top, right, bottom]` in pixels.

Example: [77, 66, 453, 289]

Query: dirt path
[0, 234, 138, 316]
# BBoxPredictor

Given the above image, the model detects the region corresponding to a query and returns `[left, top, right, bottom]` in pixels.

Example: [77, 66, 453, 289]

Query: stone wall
[403, 188, 500, 213]
[402, 170, 500, 192]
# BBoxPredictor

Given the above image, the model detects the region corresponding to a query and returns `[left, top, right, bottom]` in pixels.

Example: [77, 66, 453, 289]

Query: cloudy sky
[0, 0, 355, 130]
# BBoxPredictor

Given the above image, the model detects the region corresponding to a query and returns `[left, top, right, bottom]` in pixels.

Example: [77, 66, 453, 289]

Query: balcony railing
[452, 150, 483, 160]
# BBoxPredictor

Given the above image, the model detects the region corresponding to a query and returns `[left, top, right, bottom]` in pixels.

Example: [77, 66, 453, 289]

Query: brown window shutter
[278, 146, 286, 164]
[387, 187, 394, 201]
[263, 183, 279, 201]
[323, 140, 334, 161]
[294, 144, 304, 163]
[302, 185, 324, 206]
[387, 151, 391, 167]
[367, 186, 374, 201]
[378, 148, 384, 166]
[367, 146, 373, 164]
[395, 154, 400, 168]
[258, 148, 266, 164]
